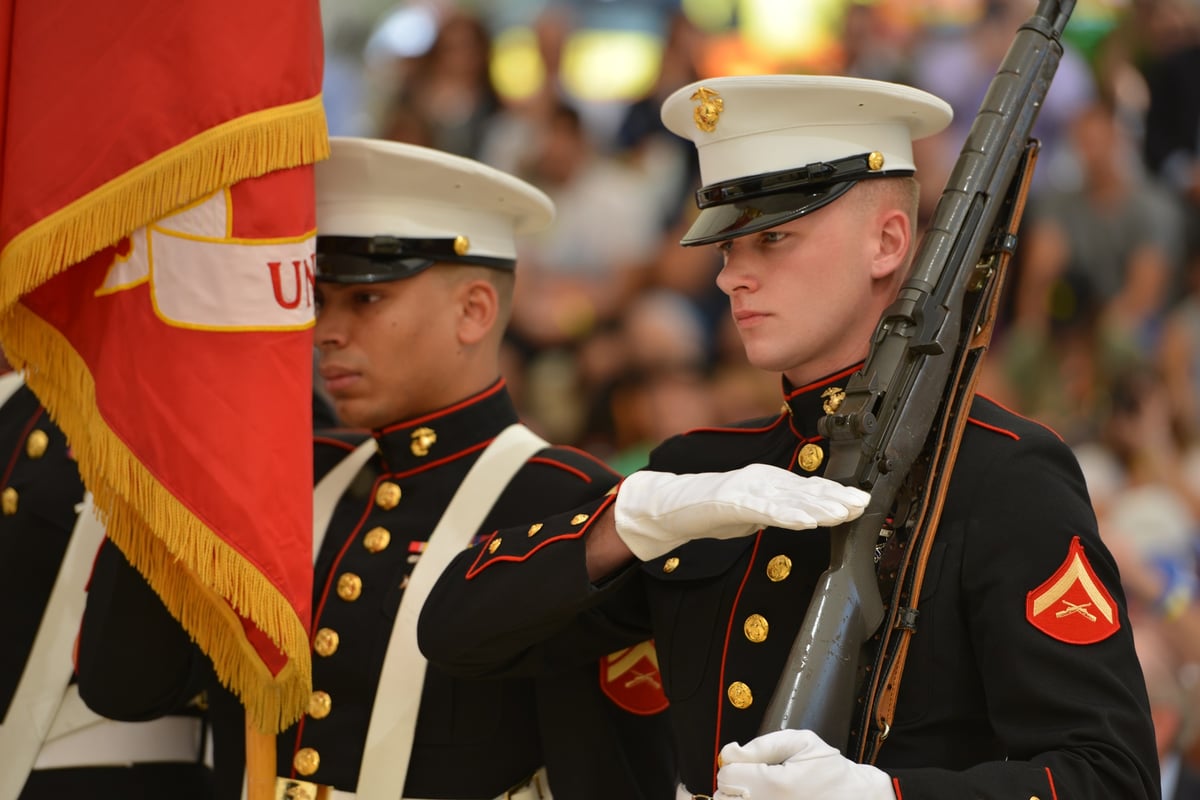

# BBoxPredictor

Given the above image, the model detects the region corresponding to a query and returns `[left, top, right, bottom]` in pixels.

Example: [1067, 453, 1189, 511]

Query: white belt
[278, 766, 549, 800]
[33, 714, 205, 769]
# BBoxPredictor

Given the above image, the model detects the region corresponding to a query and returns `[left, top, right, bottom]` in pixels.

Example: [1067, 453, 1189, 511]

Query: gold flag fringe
[0, 94, 331, 313]
[0, 98, 330, 733]
[0, 304, 311, 733]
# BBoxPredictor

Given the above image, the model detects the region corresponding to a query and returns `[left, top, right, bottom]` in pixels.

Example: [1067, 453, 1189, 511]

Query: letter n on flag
[0, 0, 327, 733]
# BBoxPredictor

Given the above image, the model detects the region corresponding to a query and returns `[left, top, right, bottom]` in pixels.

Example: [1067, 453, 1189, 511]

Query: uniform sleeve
[888, 426, 1159, 799]
[418, 491, 651, 677]
[76, 539, 209, 720]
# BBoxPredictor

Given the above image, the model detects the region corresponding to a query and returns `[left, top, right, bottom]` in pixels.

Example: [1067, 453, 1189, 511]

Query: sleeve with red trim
[419, 490, 654, 677]
[881, 410, 1158, 799]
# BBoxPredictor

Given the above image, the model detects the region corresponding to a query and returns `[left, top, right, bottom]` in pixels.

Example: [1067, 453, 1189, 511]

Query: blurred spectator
[837, 1, 916, 83]
[1006, 100, 1185, 398]
[1133, 623, 1200, 799]
[991, 89, 1187, 439]
[507, 100, 661, 350]
[1160, 247, 1200, 444]
[910, 0, 1096, 191]
[613, 11, 706, 233]
[383, 10, 500, 158]
[1137, 0, 1200, 268]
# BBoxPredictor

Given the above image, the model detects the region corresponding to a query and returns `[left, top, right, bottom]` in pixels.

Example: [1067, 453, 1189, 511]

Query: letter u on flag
[0, 0, 327, 733]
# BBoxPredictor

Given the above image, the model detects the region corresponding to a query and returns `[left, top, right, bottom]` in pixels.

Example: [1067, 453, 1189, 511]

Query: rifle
[757, 0, 1076, 763]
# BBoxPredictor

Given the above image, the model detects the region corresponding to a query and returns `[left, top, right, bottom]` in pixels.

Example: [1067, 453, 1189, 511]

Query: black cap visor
[315, 236, 516, 284]
[681, 182, 858, 246]
[681, 151, 913, 246]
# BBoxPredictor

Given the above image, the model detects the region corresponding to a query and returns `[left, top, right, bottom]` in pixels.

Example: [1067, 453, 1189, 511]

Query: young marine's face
[714, 194, 881, 385]
[314, 271, 460, 429]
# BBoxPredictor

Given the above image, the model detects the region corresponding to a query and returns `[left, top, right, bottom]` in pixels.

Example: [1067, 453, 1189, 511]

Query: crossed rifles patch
[1026, 536, 1120, 644]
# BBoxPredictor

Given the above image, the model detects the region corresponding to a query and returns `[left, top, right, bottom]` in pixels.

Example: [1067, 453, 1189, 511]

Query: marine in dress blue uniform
[76, 138, 674, 799]
[418, 76, 1160, 800]
[0, 369, 214, 800]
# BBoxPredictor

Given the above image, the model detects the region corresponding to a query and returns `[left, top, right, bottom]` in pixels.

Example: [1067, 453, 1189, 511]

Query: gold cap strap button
[293, 747, 320, 776]
[374, 482, 401, 510]
[336, 573, 362, 602]
[25, 430, 48, 459]
[313, 628, 339, 657]
[727, 681, 753, 709]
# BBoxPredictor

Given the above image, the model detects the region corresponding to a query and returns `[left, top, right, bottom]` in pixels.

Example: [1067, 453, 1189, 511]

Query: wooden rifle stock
[757, 0, 1076, 759]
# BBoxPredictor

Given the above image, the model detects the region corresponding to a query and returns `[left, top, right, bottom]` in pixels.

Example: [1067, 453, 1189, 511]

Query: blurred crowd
[321, 0, 1200, 792]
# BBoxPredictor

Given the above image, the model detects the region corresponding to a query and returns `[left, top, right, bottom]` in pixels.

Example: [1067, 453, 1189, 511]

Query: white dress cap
[315, 137, 554, 279]
[660, 75, 953, 245]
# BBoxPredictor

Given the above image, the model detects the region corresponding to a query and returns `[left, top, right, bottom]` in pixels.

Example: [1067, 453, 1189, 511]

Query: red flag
[0, 1, 327, 733]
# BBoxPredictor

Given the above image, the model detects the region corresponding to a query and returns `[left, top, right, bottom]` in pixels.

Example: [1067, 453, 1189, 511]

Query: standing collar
[372, 379, 519, 473]
[781, 363, 862, 439]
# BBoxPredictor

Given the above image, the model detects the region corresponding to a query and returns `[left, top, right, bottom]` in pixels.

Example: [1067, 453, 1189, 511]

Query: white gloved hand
[714, 729, 895, 800]
[613, 464, 870, 561]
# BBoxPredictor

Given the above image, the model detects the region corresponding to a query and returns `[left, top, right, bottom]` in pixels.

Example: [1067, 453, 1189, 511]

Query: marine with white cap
[419, 74, 1159, 800]
[69, 138, 677, 800]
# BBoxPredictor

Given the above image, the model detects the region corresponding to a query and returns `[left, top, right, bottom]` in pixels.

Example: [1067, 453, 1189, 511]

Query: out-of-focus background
[316, 1, 1200, 788]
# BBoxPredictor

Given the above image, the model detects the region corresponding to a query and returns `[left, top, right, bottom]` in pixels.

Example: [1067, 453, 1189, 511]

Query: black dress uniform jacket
[77, 379, 674, 799]
[2, 382, 214, 799]
[420, 366, 1160, 799]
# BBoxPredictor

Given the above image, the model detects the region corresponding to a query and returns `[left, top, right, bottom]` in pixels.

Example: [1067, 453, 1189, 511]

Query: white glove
[714, 729, 895, 800]
[613, 464, 870, 561]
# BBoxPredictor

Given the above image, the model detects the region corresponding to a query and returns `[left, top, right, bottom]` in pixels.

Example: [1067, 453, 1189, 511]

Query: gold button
[821, 386, 846, 414]
[363, 526, 391, 553]
[571, 514, 590, 525]
[374, 482, 401, 510]
[313, 628, 339, 657]
[766, 554, 792, 582]
[488, 537, 502, 554]
[336, 573, 362, 602]
[797, 443, 824, 472]
[1, 487, 17, 516]
[293, 747, 320, 776]
[25, 430, 48, 459]
[743, 614, 769, 643]
[527, 523, 543, 537]
[410, 426, 437, 457]
[605, 485, 618, 496]
[727, 681, 753, 709]
[307, 690, 332, 719]
[662, 557, 680, 573]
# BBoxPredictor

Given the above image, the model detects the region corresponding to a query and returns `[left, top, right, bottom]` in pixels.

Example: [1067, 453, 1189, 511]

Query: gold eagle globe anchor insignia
[691, 87, 724, 132]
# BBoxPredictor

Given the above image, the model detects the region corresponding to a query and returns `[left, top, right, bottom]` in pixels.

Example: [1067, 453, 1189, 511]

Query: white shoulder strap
[355, 423, 548, 799]
[313, 437, 377, 556]
[0, 494, 107, 800]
